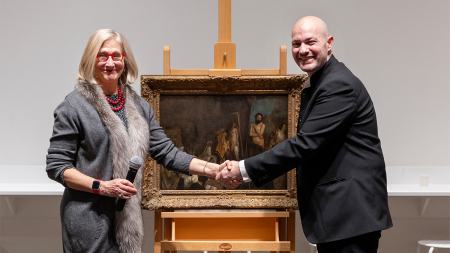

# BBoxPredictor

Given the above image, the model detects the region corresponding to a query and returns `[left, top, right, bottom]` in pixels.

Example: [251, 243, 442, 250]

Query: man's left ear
[327, 36, 334, 51]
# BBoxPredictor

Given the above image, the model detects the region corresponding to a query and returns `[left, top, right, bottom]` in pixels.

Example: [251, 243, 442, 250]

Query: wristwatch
[92, 179, 101, 194]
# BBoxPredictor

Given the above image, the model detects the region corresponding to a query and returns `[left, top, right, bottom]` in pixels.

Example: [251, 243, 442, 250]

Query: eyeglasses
[97, 51, 126, 62]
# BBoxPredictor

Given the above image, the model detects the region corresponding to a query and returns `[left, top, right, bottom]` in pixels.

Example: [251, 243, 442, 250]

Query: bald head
[292, 16, 329, 40]
[291, 16, 333, 76]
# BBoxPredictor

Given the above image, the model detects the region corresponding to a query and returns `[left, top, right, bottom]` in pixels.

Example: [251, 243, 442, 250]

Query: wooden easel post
[214, 0, 236, 69]
[163, 46, 170, 75]
[288, 210, 296, 253]
[280, 45, 287, 75]
[154, 209, 162, 253]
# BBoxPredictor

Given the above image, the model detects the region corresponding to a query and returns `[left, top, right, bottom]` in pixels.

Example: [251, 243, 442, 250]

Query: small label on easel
[219, 243, 232, 250]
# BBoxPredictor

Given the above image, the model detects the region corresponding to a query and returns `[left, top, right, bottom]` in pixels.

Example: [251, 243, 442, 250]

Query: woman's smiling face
[94, 38, 124, 85]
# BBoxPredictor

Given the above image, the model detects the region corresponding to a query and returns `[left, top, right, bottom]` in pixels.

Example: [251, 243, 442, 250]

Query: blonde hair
[77, 29, 138, 85]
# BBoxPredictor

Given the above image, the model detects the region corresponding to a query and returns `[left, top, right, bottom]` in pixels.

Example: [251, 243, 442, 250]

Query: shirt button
[298, 197, 303, 201]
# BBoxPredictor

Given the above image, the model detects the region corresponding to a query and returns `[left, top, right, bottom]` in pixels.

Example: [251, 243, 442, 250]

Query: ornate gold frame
[140, 75, 307, 210]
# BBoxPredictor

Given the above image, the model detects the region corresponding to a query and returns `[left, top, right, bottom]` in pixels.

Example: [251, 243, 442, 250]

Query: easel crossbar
[161, 240, 291, 251]
[161, 211, 289, 218]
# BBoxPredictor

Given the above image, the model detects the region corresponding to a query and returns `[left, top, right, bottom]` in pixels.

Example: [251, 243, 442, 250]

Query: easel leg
[288, 210, 296, 253]
[279, 216, 287, 253]
[163, 217, 174, 253]
[154, 209, 162, 253]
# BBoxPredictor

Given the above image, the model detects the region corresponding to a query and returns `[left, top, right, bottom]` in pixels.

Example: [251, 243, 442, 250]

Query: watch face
[92, 180, 101, 190]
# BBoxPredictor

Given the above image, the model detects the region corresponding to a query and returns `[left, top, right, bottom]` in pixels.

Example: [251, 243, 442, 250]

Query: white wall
[0, 0, 448, 166]
[0, 0, 449, 253]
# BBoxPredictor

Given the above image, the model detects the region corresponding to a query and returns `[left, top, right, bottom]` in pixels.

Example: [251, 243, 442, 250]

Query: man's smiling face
[291, 16, 333, 77]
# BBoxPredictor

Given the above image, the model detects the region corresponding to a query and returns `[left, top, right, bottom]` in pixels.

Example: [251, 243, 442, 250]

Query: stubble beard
[298, 59, 320, 75]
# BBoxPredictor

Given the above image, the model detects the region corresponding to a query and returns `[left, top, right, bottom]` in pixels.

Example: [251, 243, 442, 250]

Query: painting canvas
[160, 95, 289, 191]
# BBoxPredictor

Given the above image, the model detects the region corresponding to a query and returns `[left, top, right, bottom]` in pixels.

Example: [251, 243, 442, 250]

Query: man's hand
[216, 160, 243, 189]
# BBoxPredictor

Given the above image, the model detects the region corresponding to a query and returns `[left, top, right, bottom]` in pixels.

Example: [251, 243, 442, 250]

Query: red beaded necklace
[105, 85, 124, 111]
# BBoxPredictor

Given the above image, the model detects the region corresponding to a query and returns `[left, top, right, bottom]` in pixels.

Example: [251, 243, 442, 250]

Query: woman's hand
[99, 179, 138, 199]
[203, 160, 231, 178]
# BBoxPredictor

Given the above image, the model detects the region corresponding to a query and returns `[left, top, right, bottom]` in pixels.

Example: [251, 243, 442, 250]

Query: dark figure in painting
[249, 113, 265, 151]
[229, 123, 240, 160]
[189, 176, 208, 190]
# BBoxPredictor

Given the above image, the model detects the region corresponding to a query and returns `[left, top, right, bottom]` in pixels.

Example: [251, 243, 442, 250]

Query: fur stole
[75, 80, 149, 253]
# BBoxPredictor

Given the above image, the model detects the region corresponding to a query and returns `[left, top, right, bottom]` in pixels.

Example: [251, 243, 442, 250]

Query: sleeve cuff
[239, 160, 252, 183]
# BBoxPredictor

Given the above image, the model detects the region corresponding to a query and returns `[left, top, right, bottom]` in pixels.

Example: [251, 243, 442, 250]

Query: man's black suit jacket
[244, 55, 393, 244]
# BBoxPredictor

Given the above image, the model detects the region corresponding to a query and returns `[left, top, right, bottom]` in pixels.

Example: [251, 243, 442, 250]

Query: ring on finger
[121, 191, 124, 196]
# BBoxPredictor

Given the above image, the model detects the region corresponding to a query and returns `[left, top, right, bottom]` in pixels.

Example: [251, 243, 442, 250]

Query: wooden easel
[154, 1, 295, 252]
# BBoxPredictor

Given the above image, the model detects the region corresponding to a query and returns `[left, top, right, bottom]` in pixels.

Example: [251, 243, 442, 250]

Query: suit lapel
[297, 55, 339, 132]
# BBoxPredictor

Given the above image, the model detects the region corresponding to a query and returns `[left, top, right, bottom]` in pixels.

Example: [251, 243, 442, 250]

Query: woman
[46, 29, 229, 253]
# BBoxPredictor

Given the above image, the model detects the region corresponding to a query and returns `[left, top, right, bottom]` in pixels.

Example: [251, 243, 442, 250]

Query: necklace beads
[105, 85, 124, 111]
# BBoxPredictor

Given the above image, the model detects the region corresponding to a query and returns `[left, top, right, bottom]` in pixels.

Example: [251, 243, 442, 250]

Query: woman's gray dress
[46, 82, 193, 253]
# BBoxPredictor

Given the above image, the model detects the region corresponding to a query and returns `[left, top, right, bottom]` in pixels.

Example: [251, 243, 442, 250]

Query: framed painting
[140, 75, 307, 210]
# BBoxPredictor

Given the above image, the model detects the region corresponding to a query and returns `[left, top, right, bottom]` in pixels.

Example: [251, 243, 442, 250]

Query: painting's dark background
[160, 94, 288, 160]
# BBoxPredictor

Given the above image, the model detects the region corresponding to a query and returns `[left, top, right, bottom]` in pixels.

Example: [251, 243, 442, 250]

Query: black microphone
[116, 156, 143, 212]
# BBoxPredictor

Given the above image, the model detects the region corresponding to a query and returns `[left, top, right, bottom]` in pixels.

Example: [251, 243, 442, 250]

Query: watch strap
[92, 179, 101, 194]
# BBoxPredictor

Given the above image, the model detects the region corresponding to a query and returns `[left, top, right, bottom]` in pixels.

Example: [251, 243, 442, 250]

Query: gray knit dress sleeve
[46, 99, 79, 186]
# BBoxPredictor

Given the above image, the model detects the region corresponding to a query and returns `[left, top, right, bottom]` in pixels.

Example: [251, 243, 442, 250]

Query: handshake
[216, 160, 244, 189]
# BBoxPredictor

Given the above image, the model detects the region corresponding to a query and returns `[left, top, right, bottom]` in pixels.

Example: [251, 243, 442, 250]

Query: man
[269, 123, 287, 149]
[199, 141, 213, 162]
[216, 16, 392, 253]
[249, 113, 265, 150]
[215, 128, 229, 163]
